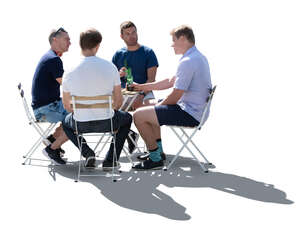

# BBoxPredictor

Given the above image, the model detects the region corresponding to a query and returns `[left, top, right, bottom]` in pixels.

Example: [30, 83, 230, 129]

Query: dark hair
[48, 27, 67, 44]
[120, 21, 136, 34]
[170, 25, 195, 44]
[80, 28, 102, 50]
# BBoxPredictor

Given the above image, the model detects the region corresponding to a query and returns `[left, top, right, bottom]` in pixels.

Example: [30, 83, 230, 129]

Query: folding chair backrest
[71, 95, 114, 133]
[198, 85, 217, 129]
[17, 83, 36, 124]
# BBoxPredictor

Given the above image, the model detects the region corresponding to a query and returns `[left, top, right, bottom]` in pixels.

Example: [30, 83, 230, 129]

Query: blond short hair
[170, 25, 195, 44]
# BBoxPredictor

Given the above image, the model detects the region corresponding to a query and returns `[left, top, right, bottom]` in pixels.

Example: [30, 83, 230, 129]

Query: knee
[133, 110, 144, 124]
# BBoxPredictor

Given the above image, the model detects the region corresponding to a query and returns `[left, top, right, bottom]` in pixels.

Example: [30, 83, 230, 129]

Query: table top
[121, 89, 140, 96]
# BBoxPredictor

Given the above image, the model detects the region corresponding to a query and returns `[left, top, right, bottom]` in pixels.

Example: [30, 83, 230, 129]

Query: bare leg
[139, 100, 160, 140]
[50, 124, 68, 150]
[133, 106, 160, 150]
[52, 124, 63, 139]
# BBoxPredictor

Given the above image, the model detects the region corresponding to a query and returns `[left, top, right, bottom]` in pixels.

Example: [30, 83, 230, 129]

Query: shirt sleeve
[111, 64, 121, 86]
[112, 52, 121, 70]
[174, 59, 194, 91]
[146, 49, 159, 69]
[62, 73, 70, 93]
[49, 57, 64, 80]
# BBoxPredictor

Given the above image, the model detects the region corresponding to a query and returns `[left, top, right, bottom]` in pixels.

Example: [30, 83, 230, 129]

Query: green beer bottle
[126, 67, 134, 91]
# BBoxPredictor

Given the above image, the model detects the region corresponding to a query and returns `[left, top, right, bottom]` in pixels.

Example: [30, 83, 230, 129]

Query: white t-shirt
[63, 56, 121, 121]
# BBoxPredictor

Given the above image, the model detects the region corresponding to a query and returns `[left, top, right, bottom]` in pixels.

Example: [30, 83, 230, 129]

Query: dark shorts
[154, 104, 199, 127]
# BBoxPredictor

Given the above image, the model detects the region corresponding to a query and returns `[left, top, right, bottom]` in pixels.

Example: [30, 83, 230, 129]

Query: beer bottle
[126, 67, 134, 91]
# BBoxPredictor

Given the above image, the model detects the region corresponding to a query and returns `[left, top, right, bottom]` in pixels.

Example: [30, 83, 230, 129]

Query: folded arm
[157, 88, 185, 106]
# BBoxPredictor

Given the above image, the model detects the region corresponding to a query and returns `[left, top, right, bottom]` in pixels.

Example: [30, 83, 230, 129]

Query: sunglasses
[53, 27, 67, 37]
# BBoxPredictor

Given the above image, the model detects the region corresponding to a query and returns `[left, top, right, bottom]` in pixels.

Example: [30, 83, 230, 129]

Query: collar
[51, 49, 63, 57]
[182, 46, 196, 58]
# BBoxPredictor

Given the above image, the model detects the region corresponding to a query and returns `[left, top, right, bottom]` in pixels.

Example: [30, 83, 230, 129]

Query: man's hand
[119, 67, 127, 78]
[132, 82, 143, 91]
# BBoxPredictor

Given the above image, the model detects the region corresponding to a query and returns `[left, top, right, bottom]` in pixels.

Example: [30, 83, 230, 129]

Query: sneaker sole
[137, 154, 166, 161]
[42, 149, 65, 165]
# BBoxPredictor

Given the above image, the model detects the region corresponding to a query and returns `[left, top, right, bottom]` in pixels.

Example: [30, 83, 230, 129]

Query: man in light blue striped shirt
[132, 25, 212, 170]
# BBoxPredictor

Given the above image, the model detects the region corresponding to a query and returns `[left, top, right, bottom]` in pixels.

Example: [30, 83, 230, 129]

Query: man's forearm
[141, 77, 175, 91]
[157, 88, 184, 106]
[62, 92, 73, 112]
[159, 95, 177, 105]
[113, 101, 122, 110]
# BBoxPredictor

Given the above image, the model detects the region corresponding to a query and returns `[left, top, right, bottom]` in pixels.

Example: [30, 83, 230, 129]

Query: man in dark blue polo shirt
[31, 28, 71, 165]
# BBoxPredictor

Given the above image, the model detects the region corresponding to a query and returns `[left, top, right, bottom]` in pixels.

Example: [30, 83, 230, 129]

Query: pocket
[48, 101, 58, 112]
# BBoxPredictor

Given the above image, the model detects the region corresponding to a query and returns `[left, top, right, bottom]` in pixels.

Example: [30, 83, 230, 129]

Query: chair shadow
[52, 155, 294, 220]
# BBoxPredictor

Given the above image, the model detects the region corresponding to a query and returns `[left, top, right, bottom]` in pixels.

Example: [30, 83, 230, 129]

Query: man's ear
[178, 35, 185, 42]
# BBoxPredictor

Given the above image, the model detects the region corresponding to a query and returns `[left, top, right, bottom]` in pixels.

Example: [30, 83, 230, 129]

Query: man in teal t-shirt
[112, 21, 159, 153]
[112, 21, 159, 109]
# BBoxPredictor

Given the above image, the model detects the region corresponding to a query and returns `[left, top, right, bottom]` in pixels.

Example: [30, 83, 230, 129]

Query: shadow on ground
[51, 155, 293, 220]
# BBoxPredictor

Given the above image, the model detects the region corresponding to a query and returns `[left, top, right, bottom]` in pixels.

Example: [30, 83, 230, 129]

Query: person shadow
[51, 155, 294, 220]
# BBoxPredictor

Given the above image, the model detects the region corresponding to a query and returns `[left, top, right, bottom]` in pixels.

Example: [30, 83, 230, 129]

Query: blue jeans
[62, 111, 132, 161]
[33, 100, 68, 123]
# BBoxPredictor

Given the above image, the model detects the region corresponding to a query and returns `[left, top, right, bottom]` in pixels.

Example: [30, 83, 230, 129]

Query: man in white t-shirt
[62, 28, 132, 169]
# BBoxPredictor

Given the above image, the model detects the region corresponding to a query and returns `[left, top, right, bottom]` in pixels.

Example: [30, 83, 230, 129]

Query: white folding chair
[93, 132, 134, 166]
[120, 89, 145, 154]
[164, 86, 217, 173]
[17, 83, 57, 166]
[72, 94, 121, 182]
[94, 89, 144, 159]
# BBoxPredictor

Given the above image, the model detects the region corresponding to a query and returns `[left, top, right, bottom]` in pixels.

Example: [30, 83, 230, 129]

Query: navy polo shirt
[112, 45, 158, 88]
[31, 50, 64, 109]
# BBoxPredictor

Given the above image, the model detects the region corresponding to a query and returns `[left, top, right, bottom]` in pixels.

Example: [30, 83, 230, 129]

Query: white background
[1, 0, 299, 227]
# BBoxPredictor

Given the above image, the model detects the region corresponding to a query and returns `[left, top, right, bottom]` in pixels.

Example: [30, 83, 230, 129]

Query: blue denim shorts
[33, 100, 68, 123]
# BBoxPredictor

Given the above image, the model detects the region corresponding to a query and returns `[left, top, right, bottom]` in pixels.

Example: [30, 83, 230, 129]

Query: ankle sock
[156, 139, 163, 154]
[149, 147, 162, 162]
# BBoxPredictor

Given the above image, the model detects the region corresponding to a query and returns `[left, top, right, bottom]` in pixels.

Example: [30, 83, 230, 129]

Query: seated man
[31, 27, 71, 165]
[112, 21, 159, 153]
[132, 25, 212, 170]
[62, 28, 132, 169]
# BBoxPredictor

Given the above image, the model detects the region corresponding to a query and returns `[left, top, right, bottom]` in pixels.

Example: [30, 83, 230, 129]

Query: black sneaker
[102, 160, 121, 171]
[127, 130, 139, 154]
[85, 156, 96, 169]
[132, 159, 164, 170]
[42, 134, 54, 146]
[137, 152, 166, 161]
[47, 134, 56, 143]
[42, 145, 66, 165]
[47, 135, 65, 155]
